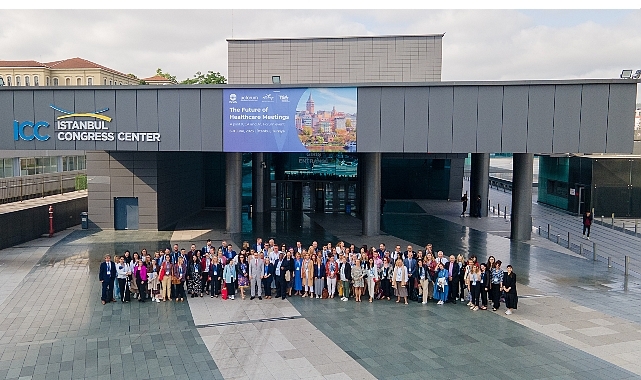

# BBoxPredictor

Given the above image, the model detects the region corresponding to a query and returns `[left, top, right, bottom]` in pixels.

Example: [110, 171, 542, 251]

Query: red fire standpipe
[49, 205, 54, 238]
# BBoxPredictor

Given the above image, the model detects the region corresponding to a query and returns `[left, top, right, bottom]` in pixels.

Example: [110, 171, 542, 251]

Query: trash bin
[346, 203, 351, 214]
[81, 212, 88, 229]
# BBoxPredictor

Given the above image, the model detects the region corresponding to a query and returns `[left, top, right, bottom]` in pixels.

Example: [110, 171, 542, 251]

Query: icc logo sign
[13, 120, 50, 141]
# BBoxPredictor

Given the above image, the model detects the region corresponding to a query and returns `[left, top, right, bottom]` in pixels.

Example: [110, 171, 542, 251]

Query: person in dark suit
[279, 251, 295, 299]
[403, 252, 417, 301]
[99, 254, 117, 305]
[444, 255, 460, 303]
[209, 255, 223, 298]
[262, 257, 275, 299]
[273, 252, 284, 298]
[479, 262, 490, 310]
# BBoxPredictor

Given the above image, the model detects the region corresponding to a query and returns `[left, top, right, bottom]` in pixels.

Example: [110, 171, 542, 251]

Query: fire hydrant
[49, 205, 54, 238]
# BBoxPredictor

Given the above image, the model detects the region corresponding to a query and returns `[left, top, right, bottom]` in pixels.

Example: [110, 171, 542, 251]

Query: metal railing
[592, 213, 640, 237]
[535, 223, 640, 279]
[0, 170, 86, 204]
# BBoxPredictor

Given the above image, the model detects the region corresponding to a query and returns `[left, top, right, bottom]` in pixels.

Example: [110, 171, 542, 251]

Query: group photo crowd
[98, 238, 518, 314]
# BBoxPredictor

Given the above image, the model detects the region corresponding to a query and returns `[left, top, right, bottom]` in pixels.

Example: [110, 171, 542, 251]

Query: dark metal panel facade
[179, 89, 202, 151]
[157, 90, 180, 151]
[94, 90, 117, 151]
[501, 86, 528, 153]
[201, 89, 223, 151]
[606, 84, 636, 154]
[136, 89, 159, 152]
[14, 91, 37, 150]
[427, 86, 453, 153]
[73, 90, 97, 151]
[115, 90, 138, 150]
[552, 85, 582, 153]
[356, 87, 381, 152]
[33, 90, 56, 151]
[0, 91, 14, 150]
[379, 87, 405, 152]
[579, 84, 609, 154]
[402, 87, 428, 153]
[476, 86, 503, 153]
[52, 91, 76, 150]
[452, 86, 478, 153]
[526, 85, 555, 153]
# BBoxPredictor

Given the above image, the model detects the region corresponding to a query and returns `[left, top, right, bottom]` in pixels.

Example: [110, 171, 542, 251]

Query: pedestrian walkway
[478, 181, 641, 277]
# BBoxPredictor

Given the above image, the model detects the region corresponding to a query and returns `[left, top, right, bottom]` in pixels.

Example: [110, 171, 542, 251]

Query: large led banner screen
[223, 88, 357, 152]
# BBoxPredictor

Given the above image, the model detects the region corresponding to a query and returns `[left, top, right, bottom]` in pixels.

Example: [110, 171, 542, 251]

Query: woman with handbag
[209, 255, 223, 298]
[159, 254, 173, 302]
[174, 256, 187, 302]
[148, 260, 160, 303]
[392, 258, 408, 305]
[133, 259, 147, 302]
[223, 259, 237, 300]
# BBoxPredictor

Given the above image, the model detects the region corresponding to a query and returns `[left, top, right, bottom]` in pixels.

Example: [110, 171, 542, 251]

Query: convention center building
[0, 35, 638, 241]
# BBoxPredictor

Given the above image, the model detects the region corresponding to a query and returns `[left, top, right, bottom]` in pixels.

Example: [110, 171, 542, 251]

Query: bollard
[547, 224, 550, 239]
[601, 216, 604, 224]
[498, 203, 500, 216]
[593, 242, 597, 261]
[556, 234, 560, 244]
[567, 232, 571, 249]
[623, 222, 625, 233]
[635, 220, 638, 235]
[504, 206, 507, 219]
[579, 244, 583, 255]
[611, 213, 615, 228]
[608, 256, 611, 268]
[625, 256, 630, 277]
[538, 226, 541, 235]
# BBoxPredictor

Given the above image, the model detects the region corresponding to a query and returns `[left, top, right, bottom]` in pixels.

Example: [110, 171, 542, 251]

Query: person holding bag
[159, 254, 173, 302]
[223, 259, 237, 300]
[209, 255, 223, 298]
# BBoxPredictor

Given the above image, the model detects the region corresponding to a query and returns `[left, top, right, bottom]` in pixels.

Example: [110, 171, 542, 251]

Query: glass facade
[0, 158, 13, 178]
[538, 156, 570, 210]
[381, 157, 451, 200]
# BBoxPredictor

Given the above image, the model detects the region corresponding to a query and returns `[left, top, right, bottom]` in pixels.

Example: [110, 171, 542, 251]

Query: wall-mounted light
[621, 70, 634, 79]
[272, 76, 281, 84]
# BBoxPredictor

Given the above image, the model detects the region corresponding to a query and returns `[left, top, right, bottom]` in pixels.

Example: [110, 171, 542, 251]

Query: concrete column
[252, 152, 267, 213]
[362, 152, 381, 236]
[226, 152, 242, 233]
[469, 153, 490, 217]
[511, 153, 534, 241]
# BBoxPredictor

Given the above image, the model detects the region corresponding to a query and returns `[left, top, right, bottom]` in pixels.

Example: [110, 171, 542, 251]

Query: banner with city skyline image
[223, 88, 357, 152]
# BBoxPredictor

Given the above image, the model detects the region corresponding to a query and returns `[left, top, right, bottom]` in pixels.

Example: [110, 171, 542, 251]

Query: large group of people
[98, 238, 518, 315]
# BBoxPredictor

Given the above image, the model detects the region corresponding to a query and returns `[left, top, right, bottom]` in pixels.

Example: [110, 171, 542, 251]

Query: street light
[621, 70, 633, 79]
[633, 70, 641, 79]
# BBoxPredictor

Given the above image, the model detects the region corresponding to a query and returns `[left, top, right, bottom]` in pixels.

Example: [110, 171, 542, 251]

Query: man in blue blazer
[99, 254, 117, 305]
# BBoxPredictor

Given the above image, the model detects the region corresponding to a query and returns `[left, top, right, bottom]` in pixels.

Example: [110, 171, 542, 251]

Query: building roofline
[227, 33, 446, 42]
[1, 78, 639, 91]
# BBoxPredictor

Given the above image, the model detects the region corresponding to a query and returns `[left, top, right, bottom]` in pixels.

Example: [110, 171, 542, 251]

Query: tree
[128, 73, 147, 85]
[156, 68, 178, 84]
[181, 71, 227, 85]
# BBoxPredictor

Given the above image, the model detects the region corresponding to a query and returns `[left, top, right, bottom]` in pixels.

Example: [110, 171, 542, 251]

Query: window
[24, 76, 30, 86]
[109, 80, 112, 85]
[104, 78, 107, 85]
[65, 78, 71, 86]
[53, 78, 59, 86]
[0, 158, 14, 178]
[6, 76, 11, 86]
[87, 77, 93, 85]
[77, 78, 82, 86]
[15, 76, 21, 86]
[119, 82, 122, 85]
[20, 157, 59, 176]
[46, 77, 50, 86]
[20, 158, 36, 176]
[62, 155, 86, 171]
[34, 76, 39, 86]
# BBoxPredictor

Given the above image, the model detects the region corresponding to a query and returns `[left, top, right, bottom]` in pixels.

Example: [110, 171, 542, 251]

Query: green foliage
[156, 68, 178, 84]
[181, 71, 227, 85]
[75, 174, 87, 191]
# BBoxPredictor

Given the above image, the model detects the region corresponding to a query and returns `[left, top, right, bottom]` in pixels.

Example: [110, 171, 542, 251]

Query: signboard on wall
[223, 88, 357, 152]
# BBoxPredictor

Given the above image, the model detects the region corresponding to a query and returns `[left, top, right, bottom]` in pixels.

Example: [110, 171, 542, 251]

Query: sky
[0, 9, 639, 100]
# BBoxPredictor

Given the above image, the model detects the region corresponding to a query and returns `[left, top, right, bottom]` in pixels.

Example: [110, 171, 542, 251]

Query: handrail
[0, 170, 86, 204]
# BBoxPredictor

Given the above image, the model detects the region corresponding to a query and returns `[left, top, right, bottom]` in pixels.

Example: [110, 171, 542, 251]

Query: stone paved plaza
[1, 188, 641, 379]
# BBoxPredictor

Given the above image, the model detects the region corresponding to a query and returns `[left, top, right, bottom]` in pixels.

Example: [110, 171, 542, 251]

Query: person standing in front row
[99, 254, 117, 305]
[223, 259, 237, 300]
[249, 252, 264, 300]
[209, 255, 223, 298]
[503, 265, 518, 315]
[392, 258, 408, 305]
[116, 256, 131, 303]
[313, 256, 324, 299]
[174, 256, 187, 302]
[159, 254, 173, 302]
[133, 259, 147, 302]
[262, 257, 274, 299]
[583, 211, 593, 240]
[339, 256, 352, 301]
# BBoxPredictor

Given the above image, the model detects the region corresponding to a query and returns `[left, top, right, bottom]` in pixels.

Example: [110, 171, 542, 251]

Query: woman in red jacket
[159, 254, 173, 302]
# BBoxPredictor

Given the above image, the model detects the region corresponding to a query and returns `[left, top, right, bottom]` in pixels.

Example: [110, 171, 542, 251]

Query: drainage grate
[195, 315, 303, 328]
